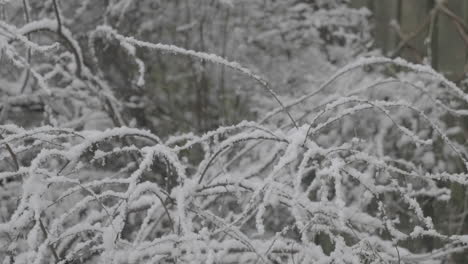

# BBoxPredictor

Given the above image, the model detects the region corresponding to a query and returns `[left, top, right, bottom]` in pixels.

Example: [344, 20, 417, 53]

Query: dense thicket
[1, 1, 468, 263]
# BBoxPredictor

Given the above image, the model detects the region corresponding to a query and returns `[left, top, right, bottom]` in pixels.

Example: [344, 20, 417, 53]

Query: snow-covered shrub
[1, 1, 468, 264]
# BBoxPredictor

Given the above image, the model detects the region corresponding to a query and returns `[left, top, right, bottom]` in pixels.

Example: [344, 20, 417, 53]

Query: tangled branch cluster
[1, 1, 468, 264]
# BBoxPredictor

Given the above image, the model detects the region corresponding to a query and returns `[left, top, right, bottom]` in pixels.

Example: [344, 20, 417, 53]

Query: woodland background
[352, 0, 468, 81]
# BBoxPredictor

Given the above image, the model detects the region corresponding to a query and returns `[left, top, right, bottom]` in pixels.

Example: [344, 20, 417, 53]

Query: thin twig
[39, 218, 60, 263]
[51, 0, 62, 35]
[389, 12, 433, 59]
[20, 0, 31, 93]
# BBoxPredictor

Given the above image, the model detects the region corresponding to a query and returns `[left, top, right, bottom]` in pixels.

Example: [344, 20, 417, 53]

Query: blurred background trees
[352, 0, 468, 81]
[1, 0, 371, 135]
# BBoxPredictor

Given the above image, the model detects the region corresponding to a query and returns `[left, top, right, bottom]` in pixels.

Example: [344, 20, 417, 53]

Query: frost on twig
[2, 74, 468, 262]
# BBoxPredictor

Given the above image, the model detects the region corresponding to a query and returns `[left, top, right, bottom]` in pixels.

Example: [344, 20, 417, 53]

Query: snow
[2, 1, 468, 263]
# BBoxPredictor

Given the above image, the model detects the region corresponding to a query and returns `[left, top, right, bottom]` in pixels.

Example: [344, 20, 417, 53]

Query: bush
[1, 1, 468, 263]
